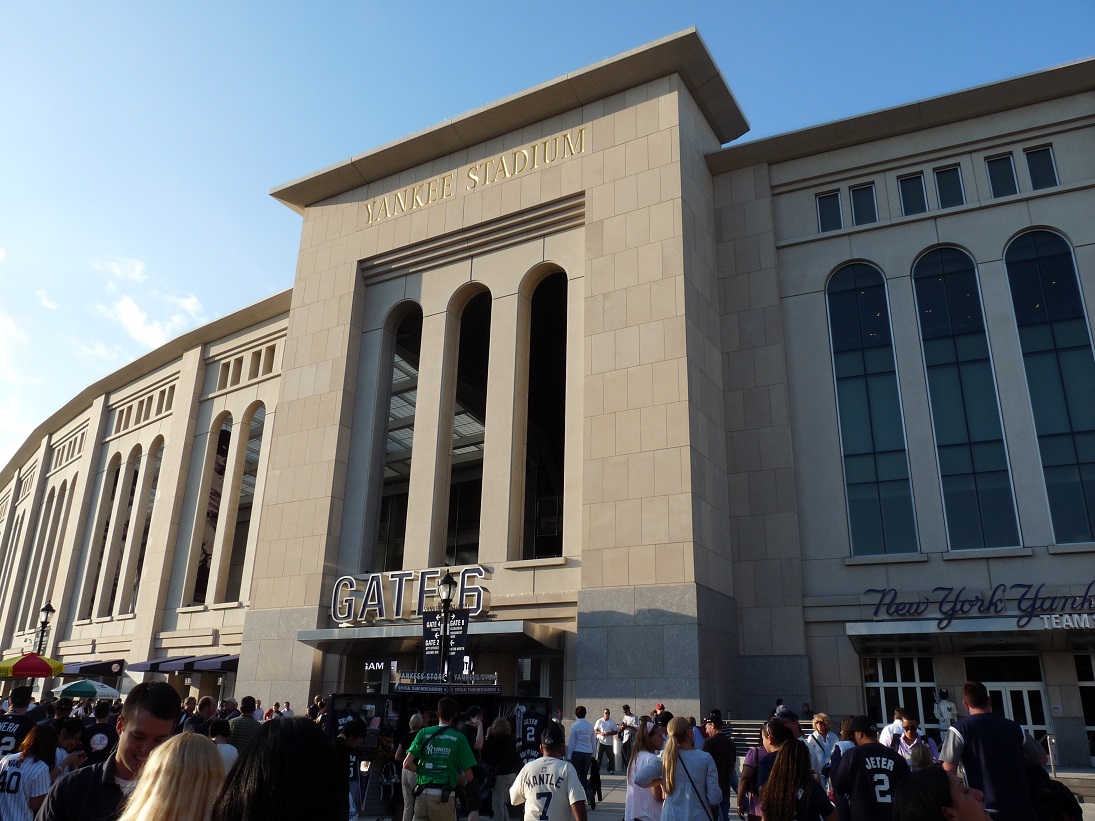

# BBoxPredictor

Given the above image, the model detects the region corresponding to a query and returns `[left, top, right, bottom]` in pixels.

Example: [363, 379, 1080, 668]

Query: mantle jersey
[509, 756, 585, 821]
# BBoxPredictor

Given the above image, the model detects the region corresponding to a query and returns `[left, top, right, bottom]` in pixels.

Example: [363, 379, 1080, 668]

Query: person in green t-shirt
[403, 697, 478, 821]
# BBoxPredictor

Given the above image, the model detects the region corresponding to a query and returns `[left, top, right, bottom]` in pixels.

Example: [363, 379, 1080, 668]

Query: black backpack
[1026, 762, 1082, 821]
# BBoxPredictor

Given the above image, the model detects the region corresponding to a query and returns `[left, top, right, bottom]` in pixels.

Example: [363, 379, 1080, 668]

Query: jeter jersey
[0, 753, 51, 821]
[510, 756, 585, 821]
[831, 741, 909, 821]
[0, 715, 34, 757]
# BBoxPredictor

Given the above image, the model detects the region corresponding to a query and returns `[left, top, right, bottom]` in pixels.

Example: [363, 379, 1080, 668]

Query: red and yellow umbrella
[0, 652, 64, 678]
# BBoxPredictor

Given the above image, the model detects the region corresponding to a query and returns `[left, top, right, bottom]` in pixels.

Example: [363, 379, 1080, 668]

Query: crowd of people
[0, 680, 1077, 821]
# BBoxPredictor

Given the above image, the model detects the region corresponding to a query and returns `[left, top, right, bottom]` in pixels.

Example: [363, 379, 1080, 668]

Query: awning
[127, 655, 198, 673]
[845, 617, 1095, 654]
[297, 619, 563, 656]
[190, 654, 239, 673]
[61, 659, 125, 677]
[128, 654, 239, 674]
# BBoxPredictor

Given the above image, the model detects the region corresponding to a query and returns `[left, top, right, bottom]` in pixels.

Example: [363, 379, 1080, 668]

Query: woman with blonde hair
[625, 719, 666, 821]
[117, 732, 225, 821]
[759, 740, 835, 821]
[635, 715, 721, 821]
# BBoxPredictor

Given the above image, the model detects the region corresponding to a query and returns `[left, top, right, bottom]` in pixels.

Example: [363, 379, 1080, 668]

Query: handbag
[677, 755, 716, 821]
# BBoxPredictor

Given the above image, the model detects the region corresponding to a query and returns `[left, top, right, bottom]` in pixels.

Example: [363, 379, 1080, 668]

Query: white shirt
[878, 718, 903, 747]
[568, 719, 594, 755]
[620, 713, 639, 743]
[215, 739, 239, 773]
[510, 755, 585, 821]
[626, 750, 662, 821]
[281, 708, 294, 717]
[0, 753, 50, 821]
[594, 717, 618, 746]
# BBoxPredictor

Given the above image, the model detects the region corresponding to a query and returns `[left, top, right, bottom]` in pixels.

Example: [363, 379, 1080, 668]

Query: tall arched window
[913, 248, 1019, 549]
[1005, 230, 1095, 542]
[19, 488, 55, 630]
[445, 291, 491, 567]
[102, 445, 142, 616]
[827, 263, 918, 555]
[522, 272, 568, 559]
[224, 407, 264, 602]
[374, 306, 423, 572]
[191, 417, 232, 604]
[82, 455, 121, 619]
[122, 443, 163, 614]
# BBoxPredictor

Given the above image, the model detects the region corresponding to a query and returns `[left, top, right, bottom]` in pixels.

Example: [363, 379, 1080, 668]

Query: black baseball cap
[850, 715, 878, 736]
[541, 724, 565, 748]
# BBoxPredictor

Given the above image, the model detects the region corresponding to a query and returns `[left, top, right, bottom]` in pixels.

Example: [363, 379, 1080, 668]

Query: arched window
[122, 443, 163, 613]
[522, 272, 568, 559]
[827, 263, 918, 555]
[19, 488, 55, 630]
[223, 408, 264, 602]
[374, 307, 423, 572]
[1005, 230, 1095, 542]
[191, 417, 232, 604]
[102, 445, 142, 616]
[82, 455, 121, 619]
[445, 291, 491, 567]
[913, 248, 1019, 549]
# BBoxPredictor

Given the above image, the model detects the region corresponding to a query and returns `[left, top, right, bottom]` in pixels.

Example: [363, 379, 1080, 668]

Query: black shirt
[0, 713, 35, 756]
[37, 756, 126, 821]
[703, 733, 737, 795]
[82, 721, 119, 767]
[831, 741, 908, 821]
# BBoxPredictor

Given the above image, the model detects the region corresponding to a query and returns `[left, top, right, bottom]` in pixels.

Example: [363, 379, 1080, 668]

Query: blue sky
[1, 1, 1092, 466]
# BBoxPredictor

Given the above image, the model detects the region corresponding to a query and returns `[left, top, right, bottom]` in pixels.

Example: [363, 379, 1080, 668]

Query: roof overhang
[708, 56, 1095, 174]
[297, 619, 563, 656]
[845, 617, 1095, 655]
[271, 28, 748, 213]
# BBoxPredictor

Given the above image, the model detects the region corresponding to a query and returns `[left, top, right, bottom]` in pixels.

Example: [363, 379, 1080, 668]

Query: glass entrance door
[985, 684, 1050, 750]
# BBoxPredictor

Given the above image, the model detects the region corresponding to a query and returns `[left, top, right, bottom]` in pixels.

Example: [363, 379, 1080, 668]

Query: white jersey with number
[0, 753, 51, 821]
[510, 756, 585, 821]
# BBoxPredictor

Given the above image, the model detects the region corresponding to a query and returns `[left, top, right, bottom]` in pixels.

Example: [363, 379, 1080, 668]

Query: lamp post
[36, 602, 55, 655]
[436, 572, 458, 679]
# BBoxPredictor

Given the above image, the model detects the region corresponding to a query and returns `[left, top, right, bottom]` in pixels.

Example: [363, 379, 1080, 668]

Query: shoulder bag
[677, 754, 716, 821]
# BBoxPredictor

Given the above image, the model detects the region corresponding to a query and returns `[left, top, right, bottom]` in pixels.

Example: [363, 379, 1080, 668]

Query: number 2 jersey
[509, 755, 585, 821]
[831, 741, 909, 821]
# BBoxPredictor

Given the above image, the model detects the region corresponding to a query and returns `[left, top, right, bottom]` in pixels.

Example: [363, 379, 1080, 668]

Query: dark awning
[127, 655, 197, 673]
[190, 654, 239, 673]
[297, 619, 563, 656]
[61, 659, 125, 676]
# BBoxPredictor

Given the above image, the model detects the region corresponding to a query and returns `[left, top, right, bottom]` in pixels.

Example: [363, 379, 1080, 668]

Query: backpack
[1027, 765, 1082, 821]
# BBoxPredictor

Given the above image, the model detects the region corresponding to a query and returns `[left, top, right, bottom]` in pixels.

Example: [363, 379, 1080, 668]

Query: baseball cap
[704, 709, 723, 725]
[655, 703, 665, 711]
[850, 715, 877, 735]
[774, 705, 798, 722]
[541, 724, 565, 748]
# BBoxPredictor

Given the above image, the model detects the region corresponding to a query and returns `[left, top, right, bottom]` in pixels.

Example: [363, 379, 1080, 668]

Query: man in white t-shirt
[618, 705, 639, 768]
[593, 708, 618, 775]
[510, 724, 587, 821]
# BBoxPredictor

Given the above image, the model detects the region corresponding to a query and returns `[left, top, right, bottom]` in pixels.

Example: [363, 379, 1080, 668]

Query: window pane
[942, 474, 983, 549]
[935, 166, 965, 208]
[848, 481, 885, 554]
[987, 155, 1018, 197]
[879, 480, 917, 553]
[977, 471, 1021, 547]
[1025, 147, 1058, 190]
[1044, 465, 1091, 542]
[818, 192, 842, 232]
[899, 175, 928, 216]
[851, 184, 878, 225]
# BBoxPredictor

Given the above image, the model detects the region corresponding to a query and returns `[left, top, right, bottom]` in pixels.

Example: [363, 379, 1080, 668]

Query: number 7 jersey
[509, 756, 586, 821]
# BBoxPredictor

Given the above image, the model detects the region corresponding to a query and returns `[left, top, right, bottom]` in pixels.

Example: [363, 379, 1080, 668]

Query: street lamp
[436, 572, 458, 678]
[36, 602, 55, 655]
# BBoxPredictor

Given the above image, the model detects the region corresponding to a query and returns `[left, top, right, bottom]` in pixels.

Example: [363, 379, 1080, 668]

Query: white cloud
[94, 258, 147, 283]
[97, 292, 205, 350]
[36, 290, 58, 310]
[72, 338, 127, 364]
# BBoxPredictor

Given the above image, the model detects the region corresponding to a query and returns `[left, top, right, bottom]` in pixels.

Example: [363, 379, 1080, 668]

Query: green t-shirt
[408, 725, 478, 787]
